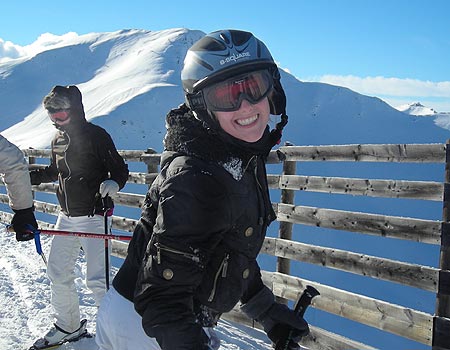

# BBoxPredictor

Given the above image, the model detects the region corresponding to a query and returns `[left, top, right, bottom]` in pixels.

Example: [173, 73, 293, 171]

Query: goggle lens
[48, 110, 70, 123]
[203, 70, 273, 111]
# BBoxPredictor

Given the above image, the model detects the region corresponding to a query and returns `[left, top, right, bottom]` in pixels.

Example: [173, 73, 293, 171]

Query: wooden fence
[1, 143, 449, 350]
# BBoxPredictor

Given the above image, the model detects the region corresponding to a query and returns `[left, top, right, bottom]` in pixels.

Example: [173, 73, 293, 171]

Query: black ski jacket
[113, 106, 277, 349]
[30, 120, 129, 216]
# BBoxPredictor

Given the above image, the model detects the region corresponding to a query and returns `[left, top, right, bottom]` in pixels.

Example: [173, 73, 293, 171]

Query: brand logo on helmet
[220, 52, 251, 65]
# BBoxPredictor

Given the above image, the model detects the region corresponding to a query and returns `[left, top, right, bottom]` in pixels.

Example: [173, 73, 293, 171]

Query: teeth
[237, 115, 258, 126]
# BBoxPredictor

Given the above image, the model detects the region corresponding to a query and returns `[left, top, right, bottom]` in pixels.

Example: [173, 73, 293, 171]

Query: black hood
[43, 85, 87, 129]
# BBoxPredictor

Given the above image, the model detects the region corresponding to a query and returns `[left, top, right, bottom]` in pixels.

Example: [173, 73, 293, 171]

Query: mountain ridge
[1, 28, 448, 150]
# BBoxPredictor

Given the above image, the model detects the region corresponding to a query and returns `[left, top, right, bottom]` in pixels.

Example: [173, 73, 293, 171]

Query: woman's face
[213, 98, 270, 143]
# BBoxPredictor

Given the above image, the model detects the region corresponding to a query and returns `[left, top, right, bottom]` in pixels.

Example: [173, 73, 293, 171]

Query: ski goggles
[47, 109, 71, 123]
[200, 69, 273, 112]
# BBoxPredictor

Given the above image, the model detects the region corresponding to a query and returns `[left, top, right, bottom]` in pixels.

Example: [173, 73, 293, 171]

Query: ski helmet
[181, 29, 286, 116]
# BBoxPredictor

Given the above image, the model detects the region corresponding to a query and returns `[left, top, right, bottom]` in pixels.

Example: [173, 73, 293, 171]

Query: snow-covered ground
[0, 225, 275, 350]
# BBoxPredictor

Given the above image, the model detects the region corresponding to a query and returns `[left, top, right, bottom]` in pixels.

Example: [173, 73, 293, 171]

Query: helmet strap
[269, 112, 288, 146]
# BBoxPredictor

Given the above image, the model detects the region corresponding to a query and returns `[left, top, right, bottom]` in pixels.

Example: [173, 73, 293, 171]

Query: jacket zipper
[154, 242, 200, 264]
[252, 156, 262, 190]
[208, 253, 229, 302]
[62, 133, 71, 214]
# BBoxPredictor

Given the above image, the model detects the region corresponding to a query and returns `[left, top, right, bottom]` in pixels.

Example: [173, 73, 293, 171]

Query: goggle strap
[186, 90, 207, 110]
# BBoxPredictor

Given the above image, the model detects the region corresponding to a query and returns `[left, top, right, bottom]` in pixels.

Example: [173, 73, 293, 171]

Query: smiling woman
[95, 29, 310, 350]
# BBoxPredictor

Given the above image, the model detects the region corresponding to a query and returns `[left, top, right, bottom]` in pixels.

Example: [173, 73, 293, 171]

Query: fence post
[276, 143, 296, 304]
[144, 148, 158, 190]
[433, 139, 450, 350]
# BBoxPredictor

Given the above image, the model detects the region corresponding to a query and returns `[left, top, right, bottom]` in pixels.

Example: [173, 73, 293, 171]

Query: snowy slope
[1, 28, 449, 350]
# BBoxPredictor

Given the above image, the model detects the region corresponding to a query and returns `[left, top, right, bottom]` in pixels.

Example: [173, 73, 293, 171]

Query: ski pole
[7, 226, 132, 241]
[273, 285, 320, 350]
[102, 195, 111, 291]
[4, 224, 48, 266]
[32, 227, 48, 266]
[4, 224, 47, 266]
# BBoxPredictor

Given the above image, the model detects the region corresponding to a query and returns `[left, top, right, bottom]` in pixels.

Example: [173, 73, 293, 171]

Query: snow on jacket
[0, 135, 34, 210]
[113, 105, 277, 349]
[29, 120, 129, 217]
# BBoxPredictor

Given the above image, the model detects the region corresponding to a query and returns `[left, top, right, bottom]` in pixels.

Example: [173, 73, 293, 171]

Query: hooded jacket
[113, 104, 277, 349]
[30, 86, 129, 216]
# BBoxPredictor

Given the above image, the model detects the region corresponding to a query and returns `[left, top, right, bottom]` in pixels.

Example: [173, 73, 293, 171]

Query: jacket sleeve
[96, 130, 129, 189]
[133, 164, 230, 349]
[29, 144, 58, 185]
[0, 135, 34, 210]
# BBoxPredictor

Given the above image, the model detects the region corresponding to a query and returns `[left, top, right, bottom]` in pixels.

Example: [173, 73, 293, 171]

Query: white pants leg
[96, 286, 161, 350]
[79, 215, 111, 306]
[47, 213, 111, 332]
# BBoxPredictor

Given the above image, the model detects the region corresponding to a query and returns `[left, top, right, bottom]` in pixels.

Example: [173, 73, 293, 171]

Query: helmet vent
[220, 32, 230, 44]
[229, 30, 252, 46]
[191, 37, 226, 52]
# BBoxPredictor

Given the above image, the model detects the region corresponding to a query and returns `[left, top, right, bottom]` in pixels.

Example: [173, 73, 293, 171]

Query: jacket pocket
[197, 247, 247, 312]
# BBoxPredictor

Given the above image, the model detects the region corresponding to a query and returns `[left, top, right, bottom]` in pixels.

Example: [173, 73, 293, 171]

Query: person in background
[96, 29, 309, 350]
[0, 134, 38, 241]
[29, 85, 129, 350]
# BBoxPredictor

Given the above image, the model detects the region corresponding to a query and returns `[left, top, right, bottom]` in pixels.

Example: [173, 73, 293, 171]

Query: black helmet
[182, 29, 286, 116]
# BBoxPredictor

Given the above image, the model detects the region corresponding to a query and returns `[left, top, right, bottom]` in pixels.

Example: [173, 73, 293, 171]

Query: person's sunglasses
[199, 70, 273, 112]
[48, 109, 70, 123]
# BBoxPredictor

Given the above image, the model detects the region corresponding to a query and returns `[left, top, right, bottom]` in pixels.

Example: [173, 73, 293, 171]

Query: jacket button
[242, 268, 250, 279]
[163, 269, 174, 280]
[244, 227, 254, 237]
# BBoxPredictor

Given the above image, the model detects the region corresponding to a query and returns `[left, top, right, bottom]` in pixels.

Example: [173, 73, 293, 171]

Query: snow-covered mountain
[396, 101, 437, 116]
[1, 28, 449, 350]
[1, 28, 449, 150]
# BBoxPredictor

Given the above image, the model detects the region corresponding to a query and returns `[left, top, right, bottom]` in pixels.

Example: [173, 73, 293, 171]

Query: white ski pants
[47, 213, 111, 332]
[96, 286, 161, 350]
[96, 286, 221, 350]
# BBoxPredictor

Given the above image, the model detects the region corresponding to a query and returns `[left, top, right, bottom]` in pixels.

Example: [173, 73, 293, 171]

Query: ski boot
[29, 319, 92, 350]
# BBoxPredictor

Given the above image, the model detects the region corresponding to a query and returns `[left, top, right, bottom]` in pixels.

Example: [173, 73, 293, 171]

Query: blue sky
[1, 0, 450, 112]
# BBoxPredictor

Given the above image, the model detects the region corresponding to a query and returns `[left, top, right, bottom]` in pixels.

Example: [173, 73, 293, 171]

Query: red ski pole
[7, 226, 132, 241]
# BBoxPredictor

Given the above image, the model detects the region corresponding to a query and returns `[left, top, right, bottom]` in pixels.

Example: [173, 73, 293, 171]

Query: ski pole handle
[274, 285, 320, 350]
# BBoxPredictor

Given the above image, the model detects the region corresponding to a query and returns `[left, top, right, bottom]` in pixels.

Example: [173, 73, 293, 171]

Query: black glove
[241, 286, 309, 349]
[11, 207, 38, 241]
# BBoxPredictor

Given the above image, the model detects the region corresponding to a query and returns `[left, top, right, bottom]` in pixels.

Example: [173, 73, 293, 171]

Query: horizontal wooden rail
[262, 237, 438, 292]
[22, 148, 161, 165]
[23, 143, 446, 164]
[128, 172, 158, 185]
[31, 184, 146, 209]
[274, 144, 446, 163]
[267, 174, 444, 201]
[275, 203, 442, 245]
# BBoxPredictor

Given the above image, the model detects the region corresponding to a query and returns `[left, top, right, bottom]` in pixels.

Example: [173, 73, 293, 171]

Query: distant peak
[396, 101, 437, 116]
